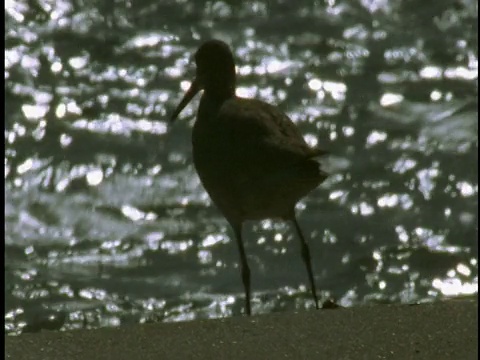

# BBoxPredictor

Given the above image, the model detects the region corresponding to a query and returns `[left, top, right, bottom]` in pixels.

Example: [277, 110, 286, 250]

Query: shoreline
[5, 298, 478, 360]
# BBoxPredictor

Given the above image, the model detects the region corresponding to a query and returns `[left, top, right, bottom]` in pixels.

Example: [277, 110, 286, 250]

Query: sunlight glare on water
[4, 0, 477, 335]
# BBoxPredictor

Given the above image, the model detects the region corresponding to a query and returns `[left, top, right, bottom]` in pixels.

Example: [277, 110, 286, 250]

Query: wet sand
[5, 298, 477, 360]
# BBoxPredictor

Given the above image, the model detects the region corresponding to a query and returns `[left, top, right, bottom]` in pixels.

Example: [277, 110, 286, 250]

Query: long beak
[170, 79, 201, 122]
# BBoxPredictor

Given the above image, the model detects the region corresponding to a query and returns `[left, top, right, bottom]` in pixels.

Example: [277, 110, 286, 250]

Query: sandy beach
[5, 298, 477, 360]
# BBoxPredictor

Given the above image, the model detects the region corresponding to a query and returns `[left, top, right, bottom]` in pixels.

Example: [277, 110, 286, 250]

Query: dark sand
[5, 298, 477, 360]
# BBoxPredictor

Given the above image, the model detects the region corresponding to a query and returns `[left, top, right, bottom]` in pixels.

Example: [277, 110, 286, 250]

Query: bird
[170, 39, 328, 315]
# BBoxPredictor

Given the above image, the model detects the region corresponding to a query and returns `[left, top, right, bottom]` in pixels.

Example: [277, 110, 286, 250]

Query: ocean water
[5, 0, 478, 335]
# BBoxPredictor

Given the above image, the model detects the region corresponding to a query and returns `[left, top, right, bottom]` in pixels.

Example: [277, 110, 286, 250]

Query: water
[5, 0, 478, 335]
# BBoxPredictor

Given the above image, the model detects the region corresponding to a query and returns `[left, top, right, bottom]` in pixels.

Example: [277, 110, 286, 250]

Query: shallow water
[5, 0, 478, 335]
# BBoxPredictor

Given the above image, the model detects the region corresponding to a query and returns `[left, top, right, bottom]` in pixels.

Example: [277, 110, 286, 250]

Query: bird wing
[218, 98, 327, 185]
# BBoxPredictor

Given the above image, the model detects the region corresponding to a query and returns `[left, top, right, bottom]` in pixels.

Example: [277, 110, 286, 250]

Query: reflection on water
[5, 0, 478, 335]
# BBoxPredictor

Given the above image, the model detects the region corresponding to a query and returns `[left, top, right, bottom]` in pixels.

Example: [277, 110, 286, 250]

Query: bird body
[171, 39, 328, 315]
[193, 95, 326, 224]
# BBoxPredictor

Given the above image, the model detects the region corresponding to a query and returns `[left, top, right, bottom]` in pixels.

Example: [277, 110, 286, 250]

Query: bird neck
[198, 89, 235, 122]
[203, 81, 236, 99]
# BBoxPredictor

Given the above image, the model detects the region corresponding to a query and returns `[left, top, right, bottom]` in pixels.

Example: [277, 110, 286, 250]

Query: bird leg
[232, 223, 252, 315]
[292, 216, 320, 310]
